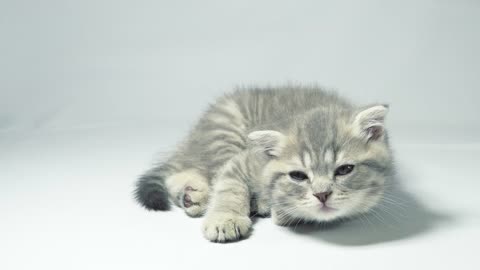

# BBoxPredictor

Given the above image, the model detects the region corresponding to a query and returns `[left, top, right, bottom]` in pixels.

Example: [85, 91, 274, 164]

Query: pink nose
[313, 191, 332, 203]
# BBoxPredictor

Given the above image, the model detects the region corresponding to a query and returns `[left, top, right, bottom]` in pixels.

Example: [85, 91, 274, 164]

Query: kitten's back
[224, 86, 353, 129]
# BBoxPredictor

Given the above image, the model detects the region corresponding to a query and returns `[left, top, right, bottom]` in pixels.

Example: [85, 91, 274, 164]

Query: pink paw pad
[183, 186, 198, 208]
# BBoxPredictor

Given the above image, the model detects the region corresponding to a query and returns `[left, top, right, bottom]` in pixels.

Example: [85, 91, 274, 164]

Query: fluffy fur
[134, 86, 394, 242]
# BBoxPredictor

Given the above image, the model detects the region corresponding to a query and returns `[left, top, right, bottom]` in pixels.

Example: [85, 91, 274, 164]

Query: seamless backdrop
[1, 1, 479, 270]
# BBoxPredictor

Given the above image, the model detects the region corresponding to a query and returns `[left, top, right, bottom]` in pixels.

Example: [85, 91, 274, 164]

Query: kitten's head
[248, 105, 393, 224]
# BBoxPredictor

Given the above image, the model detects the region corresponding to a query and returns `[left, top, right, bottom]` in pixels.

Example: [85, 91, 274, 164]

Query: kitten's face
[250, 105, 393, 224]
[267, 137, 392, 223]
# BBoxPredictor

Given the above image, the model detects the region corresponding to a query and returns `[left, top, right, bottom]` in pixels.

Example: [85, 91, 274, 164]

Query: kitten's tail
[134, 165, 171, 211]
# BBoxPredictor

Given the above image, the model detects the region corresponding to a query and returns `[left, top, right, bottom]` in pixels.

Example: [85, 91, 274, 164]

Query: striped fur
[134, 85, 394, 242]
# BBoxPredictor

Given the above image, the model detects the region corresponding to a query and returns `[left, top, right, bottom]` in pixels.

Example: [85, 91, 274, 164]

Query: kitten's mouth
[319, 204, 337, 212]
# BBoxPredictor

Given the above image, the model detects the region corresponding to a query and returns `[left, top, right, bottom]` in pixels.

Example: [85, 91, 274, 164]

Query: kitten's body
[135, 86, 394, 242]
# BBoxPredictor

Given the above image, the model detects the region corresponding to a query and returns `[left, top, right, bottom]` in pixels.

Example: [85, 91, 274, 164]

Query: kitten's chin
[314, 211, 342, 222]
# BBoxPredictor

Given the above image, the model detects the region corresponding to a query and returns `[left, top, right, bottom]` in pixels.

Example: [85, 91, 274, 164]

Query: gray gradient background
[1, 1, 479, 270]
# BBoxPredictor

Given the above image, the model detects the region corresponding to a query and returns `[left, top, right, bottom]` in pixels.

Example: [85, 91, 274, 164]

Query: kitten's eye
[335, 165, 355, 176]
[288, 171, 309, 181]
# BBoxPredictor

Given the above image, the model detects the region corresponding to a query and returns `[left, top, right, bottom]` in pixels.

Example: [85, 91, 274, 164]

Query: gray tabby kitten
[135, 86, 393, 242]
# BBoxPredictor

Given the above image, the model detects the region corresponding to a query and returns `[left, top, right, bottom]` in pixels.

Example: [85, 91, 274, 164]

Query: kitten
[134, 86, 394, 242]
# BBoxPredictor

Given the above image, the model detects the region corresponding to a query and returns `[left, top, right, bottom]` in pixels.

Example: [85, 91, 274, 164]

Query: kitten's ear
[248, 130, 286, 157]
[353, 105, 389, 142]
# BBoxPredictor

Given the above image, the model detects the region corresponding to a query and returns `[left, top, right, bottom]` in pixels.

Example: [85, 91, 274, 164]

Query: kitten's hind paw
[202, 213, 252, 242]
[181, 185, 209, 217]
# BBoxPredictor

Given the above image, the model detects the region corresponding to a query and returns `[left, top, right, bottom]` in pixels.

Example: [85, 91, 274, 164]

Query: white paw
[202, 213, 252, 242]
[181, 185, 209, 217]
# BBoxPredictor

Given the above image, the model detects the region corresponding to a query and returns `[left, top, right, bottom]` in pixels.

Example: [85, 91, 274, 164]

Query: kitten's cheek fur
[202, 213, 252, 242]
[271, 209, 290, 226]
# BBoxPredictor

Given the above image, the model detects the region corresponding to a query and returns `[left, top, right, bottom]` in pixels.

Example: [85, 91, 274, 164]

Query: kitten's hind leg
[165, 169, 210, 217]
[135, 165, 210, 216]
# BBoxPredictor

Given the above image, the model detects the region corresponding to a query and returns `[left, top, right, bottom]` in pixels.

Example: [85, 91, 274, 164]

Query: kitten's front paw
[202, 213, 252, 242]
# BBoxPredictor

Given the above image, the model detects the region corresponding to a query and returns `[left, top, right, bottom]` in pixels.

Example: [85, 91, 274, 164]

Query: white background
[1, 1, 479, 269]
